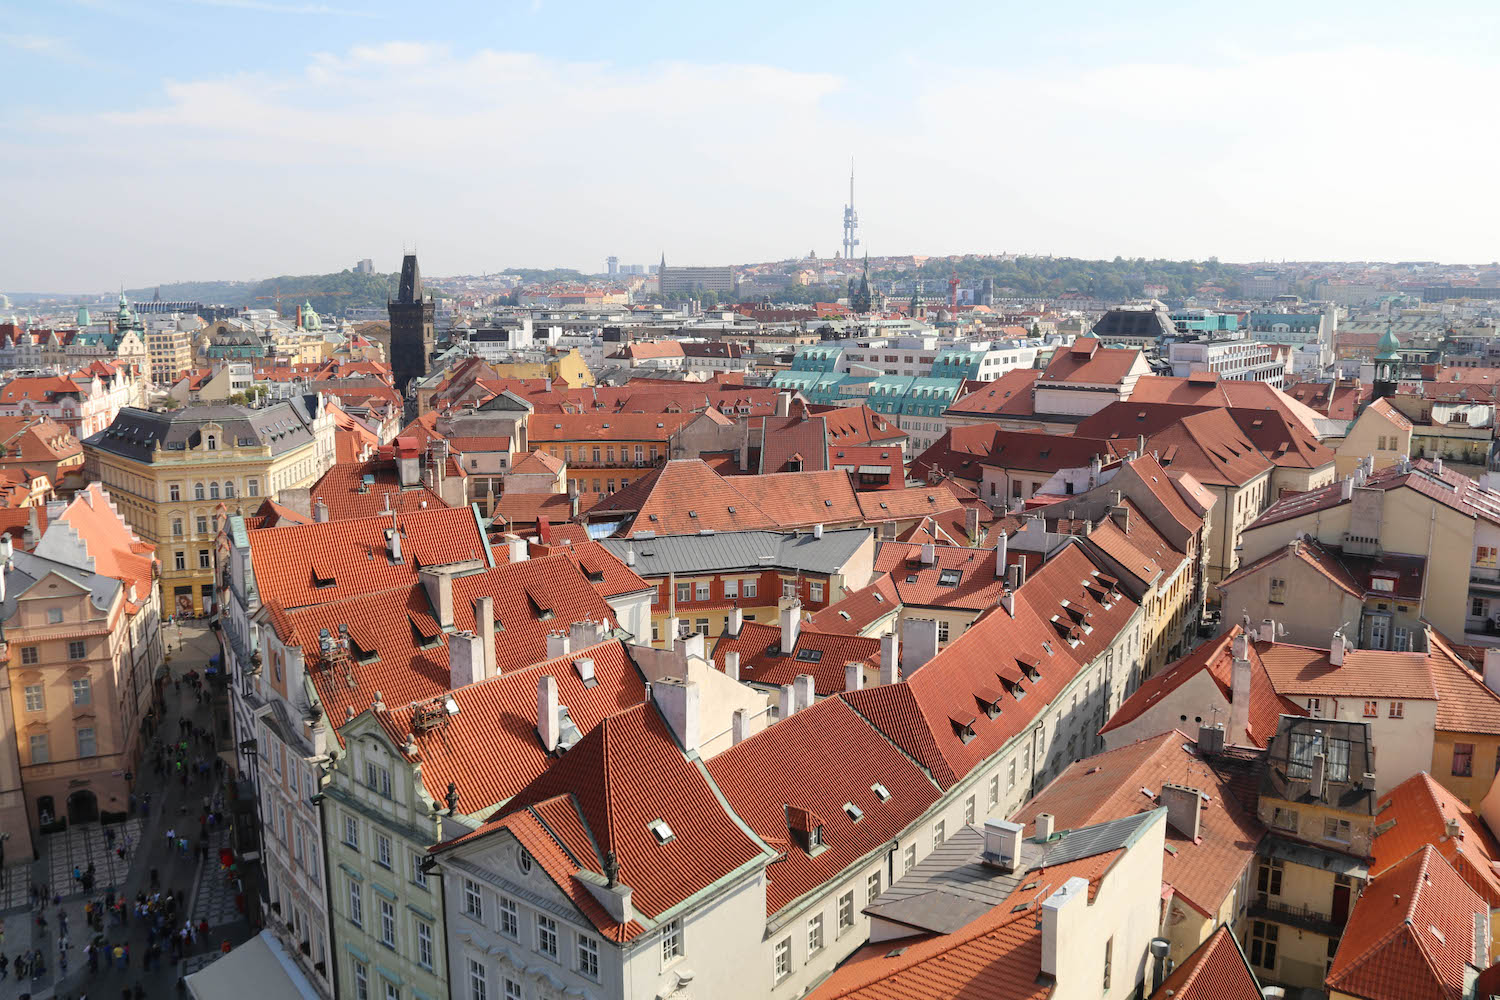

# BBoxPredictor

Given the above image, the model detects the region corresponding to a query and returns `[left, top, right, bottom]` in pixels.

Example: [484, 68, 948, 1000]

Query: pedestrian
[0, 951, 8, 979]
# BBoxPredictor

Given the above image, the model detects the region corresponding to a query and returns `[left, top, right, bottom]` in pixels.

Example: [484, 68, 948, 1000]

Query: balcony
[1249, 895, 1343, 938]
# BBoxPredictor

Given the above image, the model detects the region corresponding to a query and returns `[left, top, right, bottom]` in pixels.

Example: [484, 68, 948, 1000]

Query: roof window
[871, 782, 890, 802]
[794, 648, 823, 663]
[937, 568, 962, 587]
[648, 818, 675, 844]
[843, 802, 863, 823]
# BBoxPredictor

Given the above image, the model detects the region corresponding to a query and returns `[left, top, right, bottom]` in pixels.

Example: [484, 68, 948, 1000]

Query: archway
[36, 795, 55, 826]
[66, 790, 98, 825]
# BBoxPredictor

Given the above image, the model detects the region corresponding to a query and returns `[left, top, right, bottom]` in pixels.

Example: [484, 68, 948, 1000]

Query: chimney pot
[879, 632, 899, 685]
[845, 661, 864, 692]
[1035, 813, 1055, 840]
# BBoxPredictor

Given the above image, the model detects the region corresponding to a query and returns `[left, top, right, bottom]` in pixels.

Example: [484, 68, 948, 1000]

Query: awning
[186, 930, 321, 1000]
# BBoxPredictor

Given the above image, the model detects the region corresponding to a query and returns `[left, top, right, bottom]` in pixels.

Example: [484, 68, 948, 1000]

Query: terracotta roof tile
[807, 574, 901, 634]
[1372, 772, 1500, 906]
[709, 620, 882, 696]
[1149, 924, 1264, 1000]
[873, 541, 1010, 611]
[307, 460, 449, 521]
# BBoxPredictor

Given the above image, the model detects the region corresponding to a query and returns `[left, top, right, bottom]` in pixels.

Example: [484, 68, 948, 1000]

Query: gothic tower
[389, 252, 435, 397]
[1373, 320, 1401, 401]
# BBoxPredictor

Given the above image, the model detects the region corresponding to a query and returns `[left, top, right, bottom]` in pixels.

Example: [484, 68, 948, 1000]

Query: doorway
[66, 789, 98, 825]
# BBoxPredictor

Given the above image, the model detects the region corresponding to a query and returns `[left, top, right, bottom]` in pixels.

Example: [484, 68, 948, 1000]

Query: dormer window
[950, 713, 978, 744]
[206, 434, 216, 450]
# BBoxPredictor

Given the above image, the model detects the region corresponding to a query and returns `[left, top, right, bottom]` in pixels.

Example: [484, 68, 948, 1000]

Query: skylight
[843, 802, 863, 823]
[648, 819, 675, 844]
[871, 783, 890, 802]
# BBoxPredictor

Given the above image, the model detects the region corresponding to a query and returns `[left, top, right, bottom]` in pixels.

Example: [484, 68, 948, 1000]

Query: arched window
[224, 482, 235, 498]
[193, 483, 205, 501]
[209, 482, 219, 500]
[206, 434, 217, 451]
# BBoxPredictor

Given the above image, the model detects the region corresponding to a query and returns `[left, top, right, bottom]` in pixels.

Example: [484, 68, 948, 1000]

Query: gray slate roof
[0, 549, 120, 630]
[600, 527, 870, 576]
[85, 395, 327, 464]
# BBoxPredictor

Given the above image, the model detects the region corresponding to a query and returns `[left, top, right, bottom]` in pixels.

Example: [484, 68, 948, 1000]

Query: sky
[4, 0, 1499, 292]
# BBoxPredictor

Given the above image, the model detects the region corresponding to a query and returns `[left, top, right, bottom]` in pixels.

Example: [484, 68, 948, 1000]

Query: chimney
[995, 530, 1008, 576]
[776, 390, 793, 417]
[448, 630, 483, 689]
[571, 619, 606, 649]
[1160, 782, 1202, 842]
[653, 677, 701, 754]
[813, 522, 824, 540]
[537, 675, 560, 752]
[777, 683, 796, 720]
[1035, 813, 1055, 840]
[1006, 562, 1026, 591]
[920, 542, 936, 565]
[419, 567, 455, 628]
[794, 673, 815, 712]
[731, 707, 748, 745]
[982, 819, 1024, 871]
[1329, 630, 1347, 667]
[547, 630, 571, 660]
[1311, 751, 1327, 799]
[397, 442, 420, 487]
[1000, 588, 1015, 616]
[1484, 649, 1500, 695]
[313, 498, 329, 523]
[965, 505, 980, 542]
[901, 617, 939, 674]
[779, 599, 802, 651]
[663, 617, 681, 647]
[624, 546, 636, 567]
[677, 632, 706, 661]
[1197, 724, 1225, 754]
[880, 632, 899, 685]
[504, 533, 528, 563]
[474, 595, 496, 680]
[1150, 938, 1171, 995]
[845, 661, 864, 692]
[1109, 504, 1129, 532]
[1340, 477, 1354, 501]
[24, 507, 38, 549]
[727, 607, 743, 636]
[386, 526, 403, 564]
[1230, 647, 1251, 743]
[1040, 877, 1089, 979]
[1259, 619, 1276, 643]
[724, 650, 741, 682]
[1435, 456, 1444, 475]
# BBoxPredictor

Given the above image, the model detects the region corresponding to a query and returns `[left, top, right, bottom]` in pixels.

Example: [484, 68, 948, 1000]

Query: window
[1363, 700, 1378, 718]
[20, 646, 36, 666]
[77, 728, 96, 758]
[1323, 817, 1352, 843]
[837, 891, 854, 931]
[68, 640, 85, 660]
[28, 733, 48, 764]
[904, 844, 917, 871]
[866, 870, 881, 904]
[196, 515, 208, 535]
[676, 582, 691, 604]
[740, 579, 757, 598]
[536, 914, 558, 959]
[47, 607, 63, 624]
[194, 483, 205, 501]
[169, 484, 181, 501]
[660, 917, 683, 964]
[1268, 577, 1286, 604]
[1306, 697, 1321, 717]
[694, 582, 710, 601]
[353, 961, 369, 1000]
[503, 980, 521, 1000]
[1479, 546, 1499, 568]
[209, 482, 219, 499]
[343, 815, 359, 849]
[366, 761, 392, 798]
[724, 579, 739, 599]
[383, 981, 397, 1000]
[172, 518, 184, 537]
[807, 913, 824, 954]
[198, 550, 210, 570]
[463, 878, 483, 921]
[23, 684, 43, 712]
[694, 618, 709, 635]
[1103, 935, 1113, 992]
[1389, 701, 1405, 718]
[347, 878, 363, 927]
[248, 479, 259, 497]
[224, 481, 235, 497]
[379, 898, 395, 948]
[1453, 742, 1475, 777]
[1249, 920, 1278, 969]
[174, 551, 185, 571]
[409, 852, 428, 889]
[577, 933, 600, 979]
[810, 581, 824, 603]
[498, 896, 518, 939]
[467, 959, 487, 1000]
[774, 938, 792, 982]
[783, 580, 798, 599]
[1257, 857, 1284, 896]
[933, 820, 946, 848]
[375, 834, 392, 869]
[206, 434, 217, 451]
[989, 774, 999, 806]
[1271, 807, 1298, 833]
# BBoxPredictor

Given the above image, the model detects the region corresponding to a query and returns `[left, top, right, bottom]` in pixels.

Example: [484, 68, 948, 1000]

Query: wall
[1218, 552, 1365, 650]
[1100, 672, 1230, 752]
[1432, 729, 1500, 809]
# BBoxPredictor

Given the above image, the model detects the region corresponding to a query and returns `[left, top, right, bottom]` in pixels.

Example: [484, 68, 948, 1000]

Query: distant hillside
[126, 270, 399, 313]
[886, 256, 1247, 300]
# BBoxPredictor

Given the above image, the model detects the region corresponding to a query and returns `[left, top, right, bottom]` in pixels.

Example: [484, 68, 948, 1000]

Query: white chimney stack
[1341, 477, 1354, 501]
[995, 530, 1008, 576]
[778, 683, 796, 720]
[1484, 649, 1500, 695]
[474, 596, 496, 680]
[653, 677, 701, 755]
[779, 600, 802, 651]
[1329, 630, 1348, 667]
[794, 674, 815, 712]
[547, 630, 571, 660]
[1230, 649, 1252, 743]
[537, 675, 560, 752]
[1035, 813, 1055, 840]
[727, 607, 743, 636]
[731, 707, 748, 745]
[900, 617, 940, 675]
[1040, 877, 1089, 979]
[845, 661, 864, 692]
[1160, 783, 1202, 842]
[448, 630, 483, 689]
[983, 819, 1023, 871]
[506, 534, 528, 563]
[880, 632, 899, 685]
[313, 498, 329, 523]
[1000, 589, 1015, 616]
[920, 542, 936, 565]
[1259, 618, 1276, 643]
[724, 650, 741, 682]
[813, 522, 824, 540]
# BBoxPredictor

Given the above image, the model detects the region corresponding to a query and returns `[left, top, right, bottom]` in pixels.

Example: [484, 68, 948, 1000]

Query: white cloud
[1, 33, 65, 53]
[181, 0, 378, 15]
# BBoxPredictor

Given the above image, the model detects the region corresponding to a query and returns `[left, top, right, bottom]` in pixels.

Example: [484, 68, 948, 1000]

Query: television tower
[842, 159, 860, 261]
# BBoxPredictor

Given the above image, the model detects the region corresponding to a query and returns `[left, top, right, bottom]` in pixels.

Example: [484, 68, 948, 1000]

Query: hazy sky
[4, 0, 1498, 291]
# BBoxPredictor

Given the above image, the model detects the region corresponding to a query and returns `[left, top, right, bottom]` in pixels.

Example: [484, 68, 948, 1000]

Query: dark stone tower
[389, 252, 434, 396]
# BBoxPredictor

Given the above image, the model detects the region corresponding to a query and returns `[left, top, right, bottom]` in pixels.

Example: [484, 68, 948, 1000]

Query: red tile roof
[708, 620, 882, 696]
[1251, 458, 1500, 530]
[1283, 378, 1371, 421]
[446, 435, 512, 454]
[1145, 408, 1274, 487]
[873, 541, 1010, 611]
[706, 697, 941, 914]
[819, 404, 907, 446]
[1425, 632, 1500, 736]
[490, 493, 574, 530]
[307, 460, 449, 520]
[1149, 924, 1264, 1000]
[1253, 639, 1439, 701]
[807, 574, 901, 634]
[731, 470, 862, 526]
[588, 460, 777, 536]
[1372, 772, 1500, 907]
[379, 639, 647, 811]
[1013, 731, 1264, 918]
[945, 368, 1041, 418]
[1325, 845, 1487, 1000]
[531, 539, 653, 599]
[528, 411, 697, 443]
[1038, 338, 1144, 385]
[443, 703, 770, 942]
[1129, 375, 1328, 437]
[59, 484, 155, 605]
[856, 484, 965, 523]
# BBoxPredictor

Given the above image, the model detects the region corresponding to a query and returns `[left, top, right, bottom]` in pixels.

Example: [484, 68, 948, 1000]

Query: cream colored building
[146, 320, 197, 385]
[1334, 398, 1412, 479]
[83, 397, 336, 615]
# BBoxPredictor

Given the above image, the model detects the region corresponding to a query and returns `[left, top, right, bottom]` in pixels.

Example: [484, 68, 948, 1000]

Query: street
[0, 622, 256, 1000]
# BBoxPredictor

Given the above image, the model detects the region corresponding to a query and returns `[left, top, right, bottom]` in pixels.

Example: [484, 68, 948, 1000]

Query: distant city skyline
[4, 0, 1500, 290]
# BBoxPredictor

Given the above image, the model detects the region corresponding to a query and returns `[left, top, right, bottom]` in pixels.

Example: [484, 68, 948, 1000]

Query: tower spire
[842, 158, 860, 262]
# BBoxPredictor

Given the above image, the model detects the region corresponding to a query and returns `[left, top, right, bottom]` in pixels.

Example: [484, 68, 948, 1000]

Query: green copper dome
[1375, 322, 1401, 361]
[77, 304, 90, 327]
